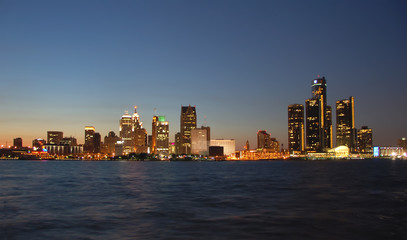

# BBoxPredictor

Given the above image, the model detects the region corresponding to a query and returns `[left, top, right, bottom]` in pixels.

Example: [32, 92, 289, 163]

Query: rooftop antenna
[203, 115, 207, 127]
[153, 108, 157, 116]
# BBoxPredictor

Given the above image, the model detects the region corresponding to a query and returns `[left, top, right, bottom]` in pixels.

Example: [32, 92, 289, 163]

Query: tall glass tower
[180, 105, 197, 154]
[306, 76, 332, 152]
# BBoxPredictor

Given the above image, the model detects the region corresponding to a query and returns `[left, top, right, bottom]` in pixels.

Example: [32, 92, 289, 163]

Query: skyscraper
[132, 106, 147, 153]
[288, 104, 304, 154]
[120, 112, 133, 155]
[104, 131, 120, 156]
[151, 115, 159, 154]
[156, 116, 169, 156]
[84, 126, 95, 153]
[305, 76, 332, 152]
[336, 97, 357, 150]
[93, 132, 101, 153]
[358, 126, 373, 153]
[47, 131, 63, 145]
[305, 98, 322, 152]
[180, 105, 197, 154]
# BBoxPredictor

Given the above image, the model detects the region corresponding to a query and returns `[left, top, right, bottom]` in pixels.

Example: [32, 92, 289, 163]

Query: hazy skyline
[1, 0, 406, 149]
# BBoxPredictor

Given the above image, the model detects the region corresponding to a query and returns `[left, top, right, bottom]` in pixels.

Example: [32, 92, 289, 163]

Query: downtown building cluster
[2, 105, 236, 159]
[89, 105, 235, 158]
[287, 76, 374, 158]
[2, 77, 407, 159]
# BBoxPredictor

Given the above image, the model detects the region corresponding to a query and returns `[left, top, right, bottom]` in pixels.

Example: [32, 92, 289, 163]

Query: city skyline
[1, 1, 406, 149]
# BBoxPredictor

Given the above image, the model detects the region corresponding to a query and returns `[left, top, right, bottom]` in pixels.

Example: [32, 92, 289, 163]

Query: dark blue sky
[1, 0, 406, 149]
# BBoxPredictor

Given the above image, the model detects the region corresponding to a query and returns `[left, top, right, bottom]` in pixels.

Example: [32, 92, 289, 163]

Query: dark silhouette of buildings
[13, 138, 23, 148]
[336, 97, 357, 151]
[288, 104, 304, 154]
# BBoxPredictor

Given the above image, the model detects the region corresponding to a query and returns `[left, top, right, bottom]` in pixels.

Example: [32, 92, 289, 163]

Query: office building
[336, 97, 357, 151]
[305, 76, 332, 152]
[13, 138, 23, 148]
[104, 131, 120, 156]
[210, 139, 235, 156]
[397, 138, 407, 153]
[44, 144, 83, 155]
[84, 126, 95, 153]
[132, 107, 148, 153]
[358, 126, 373, 153]
[180, 105, 197, 154]
[60, 137, 77, 146]
[305, 98, 322, 152]
[47, 131, 63, 145]
[93, 132, 101, 153]
[156, 116, 169, 156]
[32, 138, 46, 148]
[151, 116, 159, 154]
[288, 104, 304, 154]
[120, 113, 133, 154]
[191, 128, 209, 155]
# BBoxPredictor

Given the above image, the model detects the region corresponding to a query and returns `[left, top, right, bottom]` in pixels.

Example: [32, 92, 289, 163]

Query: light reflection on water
[1, 159, 407, 239]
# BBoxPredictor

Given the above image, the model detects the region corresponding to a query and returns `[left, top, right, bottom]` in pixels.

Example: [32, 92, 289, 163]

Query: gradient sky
[1, 0, 406, 150]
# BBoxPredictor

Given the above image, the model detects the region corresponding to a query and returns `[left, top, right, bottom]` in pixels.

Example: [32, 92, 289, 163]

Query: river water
[1, 159, 407, 239]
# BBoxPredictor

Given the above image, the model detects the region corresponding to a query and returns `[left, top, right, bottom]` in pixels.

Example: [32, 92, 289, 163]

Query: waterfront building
[13, 138, 23, 148]
[104, 131, 121, 156]
[374, 146, 404, 158]
[209, 146, 223, 157]
[327, 146, 350, 158]
[358, 126, 373, 153]
[210, 139, 235, 156]
[156, 116, 169, 156]
[32, 138, 46, 148]
[180, 105, 197, 154]
[257, 130, 280, 152]
[60, 137, 77, 146]
[44, 144, 83, 156]
[305, 76, 332, 152]
[257, 130, 270, 149]
[336, 97, 357, 151]
[397, 138, 407, 153]
[47, 131, 63, 145]
[120, 113, 133, 155]
[191, 128, 209, 155]
[288, 104, 304, 154]
[84, 126, 95, 153]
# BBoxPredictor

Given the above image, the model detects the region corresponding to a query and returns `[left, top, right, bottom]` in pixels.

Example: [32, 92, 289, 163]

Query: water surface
[1, 159, 407, 239]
